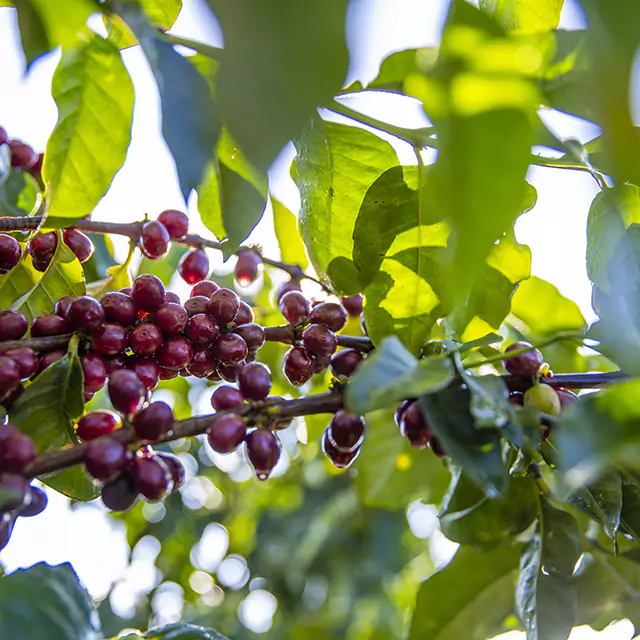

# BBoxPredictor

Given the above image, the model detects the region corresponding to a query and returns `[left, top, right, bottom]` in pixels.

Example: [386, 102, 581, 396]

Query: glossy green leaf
[0, 248, 40, 309]
[14, 0, 49, 67]
[44, 34, 133, 227]
[86, 255, 134, 297]
[0, 563, 101, 640]
[141, 623, 230, 639]
[620, 482, 640, 542]
[463, 373, 511, 430]
[572, 474, 622, 544]
[272, 197, 308, 270]
[408, 544, 521, 640]
[293, 117, 398, 293]
[210, 0, 349, 172]
[23, 0, 96, 49]
[479, 0, 564, 32]
[0, 170, 40, 217]
[140, 0, 182, 30]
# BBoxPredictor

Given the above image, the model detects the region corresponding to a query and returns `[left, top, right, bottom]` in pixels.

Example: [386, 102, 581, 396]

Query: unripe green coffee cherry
[524, 384, 561, 417]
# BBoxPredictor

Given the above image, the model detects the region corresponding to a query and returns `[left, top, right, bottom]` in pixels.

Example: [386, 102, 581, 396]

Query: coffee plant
[0, 0, 638, 638]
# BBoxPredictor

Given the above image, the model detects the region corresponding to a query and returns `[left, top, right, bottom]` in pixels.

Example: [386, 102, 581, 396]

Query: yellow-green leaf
[272, 197, 307, 270]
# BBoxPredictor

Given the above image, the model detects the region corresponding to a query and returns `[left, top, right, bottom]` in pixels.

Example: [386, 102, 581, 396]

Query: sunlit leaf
[479, 0, 564, 32]
[272, 197, 308, 270]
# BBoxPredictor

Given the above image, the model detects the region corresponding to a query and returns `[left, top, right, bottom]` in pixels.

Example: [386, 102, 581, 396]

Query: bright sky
[0, 0, 633, 636]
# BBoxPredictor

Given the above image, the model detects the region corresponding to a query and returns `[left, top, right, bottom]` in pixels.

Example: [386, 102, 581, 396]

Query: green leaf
[408, 544, 521, 640]
[0, 170, 40, 217]
[210, 0, 349, 172]
[345, 336, 454, 414]
[139, 623, 229, 639]
[272, 197, 308, 270]
[463, 373, 511, 429]
[14, 0, 50, 67]
[23, 0, 97, 49]
[137, 243, 186, 287]
[479, 0, 564, 32]
[139, 0, 182, 30]
[8, 336, 98, 500]
[13, 237, 85, 321]
[293, 117, 398, 293]
[0, 563, 101, 640]
[516, 497, 581, 640]
[44, 34, 134, 227]
[0, 248, 40, 310]
[572, 474, 622, 544]
[85, 259, 133, 298]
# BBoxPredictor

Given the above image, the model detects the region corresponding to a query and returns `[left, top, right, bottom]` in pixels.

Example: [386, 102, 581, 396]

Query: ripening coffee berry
[279, 291, 310, 324]
[132, 455, 173, 501]
[556, 388, 579, 408]
[0, 474, 29, 512]
[179, 248, 209, 285]
[330, 349, 363, 379]
[68, 296, 106, 332]
[235, 251, 262, 286]
[83, 437, 130, 481]
[4, 347, 38, 379]
[211, 385, 245, 411]
[238, 363, 272, 400]
[246, 429, 281, 480]
[63, 229, 94, 263]
[235, 301, 254, 325]
[92, 323, 128, 356]
[309, 302, 347, 332]
[429, 436, 447, 458]
[213, 333, 248, 366]
[400, 401, 431, 449]
[20, 485, 48, 517]
[302, 323, 338, 357]
[129, 357, 160, 390]
[132, 401, 173, 441]
[504, 342, 543, 378]
[0, 427, 36, 472]
[191, 280, 219, 298]
[31, 314, 69, 337]
[132, 274, 165, 312]
[76, 411, 120, 441]
[328, 410, 365, 453]
[81, 353, 108, 393]
[207, 414, 246, 454]
[235, 323, 265, 350]
[184, 296, 209, 317]
[322, 430, 360, 469]
[0, 310, 28, 340]
[207, 288, 240, 324]
[101, 473, 139, 512]
[54, 296, 75, 320]
[28, 232, 57, 263]
[158, 209, 189, 240]
[341, 294, 363, 317]
[100, 292, 138, 327]
[39, 350, 65, 372]
[157, 453, 185, 492]
[129, 323, 163, 356]
[156, 337, 194, 370]
[187, 349, 217, 378]
[217, 363, 243, 383]
[394, 399, 413, 427]
[108, 370, 146, 415]
[283, 347, 314, 386]
[186, 313, 220, 346]
[276, 279, 301, 302]
[8, 140, 37, 170]
[154, 303, 188, 336]
[524, 384, 561, 417]
[0, 357, 21, 399]
[140, 220, 171, 259]
[0, 234, 21, 273]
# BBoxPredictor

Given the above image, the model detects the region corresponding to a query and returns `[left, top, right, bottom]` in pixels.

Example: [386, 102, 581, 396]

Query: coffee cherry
[330, 349, 363, 379]
[164, 291, 181, 305]
[159, 367, 179, 380]
[322, 430, 360, 469]
[213, 333, 248, 366]
[158, 209, 189, 240]
[557, 388, 579, 408]
[156, 337, 194, 370]
[211, 385, 245, 411]
[207, 414, 246, 454]
[313, 354, 331, 374]
[132, 401, 173, 441]
[246, 429, 280, 480]
[8, 140, 37, 170]
[207, 369, 222, 382]
[129, 323, 163, 356]
[68, 296, 106, 332]
[328, 410, 365, 453]
[279, 291, 310, 324]
[184, 296, 209, 317]
[341, 294, 363, 317]
[39, 350, 65, 372]
[0, 474, 29, 512]
[276, 279, 301, 302]
[83, 437, 130, 481]
[132, 456, 172, 501]
[191, 280, 219, 298]
[0, 127, 6, 145]
[63, 229, 94, 263]
[29, 232, 57, 263]
[0, 512, 15, 550]
[0, 427, 35, 472]
[81, 353, 108, 393]
[400, 401, 431, 449]
[128, 357, 160, 390]
[310, 302, 347, 332]
[31, 256, 51, 272]
[3, 347, 38, 379]
[157, 453, 185, 491]
[101, 473, 139, 511]
[31, 314, 70, 337]
[238, 363, 272, 400]
[154, 303, 188, 335]
[139, 220, 170, 259]
[0, 234, 21, 273]
[283, 347, 314, 386]
[208, 288, 240, 324]
[508, 391, 524, 406]
[524, 384, 561, 417]
[107, 355, 128, 373]
[54, 296, 75, 319]
[100, 292, 137, 326]
[394, 399, 413, 427]
[0, 356, 21, 399]
[108, 370, 146, 415]
[132, 274, 165, 312]
[187, 349, 217, 378]
[504, 342, 543, 378]
[302, 323, 338, 357]
[0, 310, 27, 340]
[186, 313, 220, 346]
[92, 323, 128, 356]
[76, 411, 120, 441]
[179, 248, 209, 285]
[235, 251, 262, 286]
[218, 362, 243, 382]
[235, 323, 265, 350]
[28, 152, 43, 181]
[20, 485, 47, 517]
[235, 301, 254, 325]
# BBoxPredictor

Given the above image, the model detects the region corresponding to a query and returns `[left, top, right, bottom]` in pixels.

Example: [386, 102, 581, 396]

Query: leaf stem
[164, 35, 224, 60]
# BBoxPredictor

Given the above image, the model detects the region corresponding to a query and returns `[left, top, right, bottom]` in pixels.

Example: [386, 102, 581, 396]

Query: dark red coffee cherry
[0, 310, 27, 340]
[330, 349, 363, 379]
[0, 357, 20, 400]
[429, 436, 447, 458]
[302, 323, 338, 357]
[92, 323, 128, 356]
[341, 294, 364, 317]
[191, 280, 219, 298]
[81, 353, 108, 393]
[235, 323, 265, 350]
[179, 248, 209, 285]
[131, 455, 172, 501]
[154, 303, 188, 336]
[211, 385, 245, 411]
[235, 301, 254, 325]
[0, 234, 21, 273]
[207, 288, 240, 324]
[276, 279, 301, 302]
[107, 370, 146, 415]
[156, 337, 194, 370]
[83, 437, 130, 481]
[283, 347, 314, 386]
[0, 126, 6, 145]
[68, 296, 106, 332]
[207, 414, 246, 454]
[63, 229, 94, 263]
[184, 296, 209, 317]
[328, 410, 365, 453]
[132, 401, 173, 441]
[31, 314, 69, 337]
[28, 231, 57, 263]
[128, 357, 160, 390]
[20, 485, 48, 517]
[164, 291, 181, 305]
[508, 391, 524, 406]
[3, 347, 38, 379]
[140, 220, 171, 259]
[322, 430, 360, 469]
[279, 291, 310, 325]
[100, 291, 138, 326]
[8, 140, 37, 170]
[186, 313, 220, 346]
[186, 349, 217, 378]
[39, 350, 65, 372]
[394, 399, 413, 427]
[217, 362, 244, 382]
[158, 209, 189, 240]
[238, 363, 272, 400]
[54, 296, 75, 319]
[246, 429, 280, 480]
[101, 473, 139, 511]
[157, 453, 185, 492]
[400, 401, 431, 449]
[313, 354, 331, 374]
[129, 323, 163, 356]
[107, 355, 128, 373]
[207, 369, 222, 382]
[132, 274, 165, 312]
[0, 426, 36, 472]
[309, 302, 347, 332]
[213, 333, 248, 366]
[235, 251, 262, 286]
[28, 152, 44, 181]
[0, 474, 29, 512]
[76, 411, 120, 441]
[159, 367, 179, 380]
[504, 342, 543, 378]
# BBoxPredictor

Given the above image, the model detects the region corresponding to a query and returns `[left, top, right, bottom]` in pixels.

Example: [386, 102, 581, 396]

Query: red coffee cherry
[309, 302, 347, 332]
[140, 220, 171, 259]
[76, 411, 120, 441]
[235, 323, 265, 350]
[276, 279, 301, 302]
[128, 323, 163, 357]
[235, 251, 262, 286]
[131, 455, 173, 501]
[184, 296, 209, 317]
[83, 437, 130, 481]
[30, 314, 69, 337]
[3, 347, 38, 379]
[132, 274, 165, 312]
[0, 426, 36, 472]
[191, 280, 219, 298]
[504, 342, 543, 378]
[20, 485, 48, 517]
[132, 401, 173, 441]
[279, 291, 310, 324]
[157, 453, 185, 492]
[154, 303, 188, 336]
[186, 313, 220, 346]
[302, 323, 338, 357]
[235, 301, 254, 325]
[164, 291, 181, 305]
[107, 355, 129, 373]
[328, 410, 365, 453]
[0, 310, 28, 340]
[207, 414, 246, 454]
[246, 429, 281, 480]
[283, 347, 314, 386]
[0, 234, 21, 273]
[322, 429, 361, 469]
[156, 337, 194, 370]
[179, 248, 209, 284]
[217, 362, 244, 383]
[207, 288, 240, 324]
[54, 296, 75, 320]
[8, 140, 37, 170]
[100, 292, 138, 326]
[63, 229, 94, 263]
[39, 350, 66, 372]
[81, 353, 108, 393]
[212, 333, 248, 366]
[211, 385, 245, 411]
[0, 357, 20, 399]
[557, 388, 579, 408]
[158, 209, 189, 240]
[330, 349, 363, 379]
[28, 232, 57, 264]
[101, 473, 139, 512]
[128, 357, 160, 390]
[238, 363, 272, 401]
[107, 370, 146, 415]
[0, 475, 29, 512]
[341, 294, 364, 317]
[91, 323, 128, 356]
[68, 296, 106, 332]
[400, 401, 431, 449]
[186, 349, 217, 378]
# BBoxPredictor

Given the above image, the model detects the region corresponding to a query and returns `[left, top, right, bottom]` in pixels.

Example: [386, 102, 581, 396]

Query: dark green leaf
[0, 562, 100, 639]
[620, 482, 640, 542]
[272, 197, 308, 270]
[14, 0, 49, 67]
[463, 373, 511, 429]
[572, 474, 622, 544]
[144, 622, 230, 639]
[0, 170, 40, 217]
[44, 34, 134, 227]
[408, 544, 521, 640]
[479, 0, 564, 32]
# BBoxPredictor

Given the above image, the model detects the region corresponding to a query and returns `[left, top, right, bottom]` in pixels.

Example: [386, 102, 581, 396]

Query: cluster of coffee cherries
[0, 125, 43, 180]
